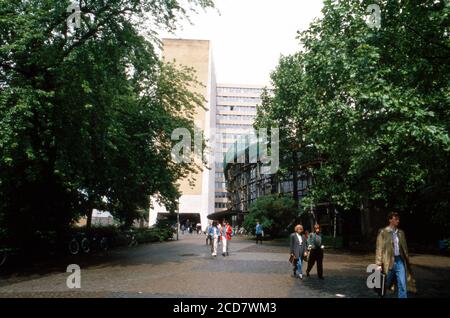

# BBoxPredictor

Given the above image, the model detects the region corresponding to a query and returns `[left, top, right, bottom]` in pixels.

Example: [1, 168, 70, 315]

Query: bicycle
[0, 249, 7, 267]
[68, 232, 90, 255]
[125, 230, 138, 247]
[90, 233, 108, 252]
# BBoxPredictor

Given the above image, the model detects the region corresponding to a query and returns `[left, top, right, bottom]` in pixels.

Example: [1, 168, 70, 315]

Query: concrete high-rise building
[213, 84, 265, 216]
[148, 39, 269, 230]
[149, 39, 216, 231]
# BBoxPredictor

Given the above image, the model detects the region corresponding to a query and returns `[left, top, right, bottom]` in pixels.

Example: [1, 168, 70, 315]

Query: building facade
[148, 39, 270, 230]
[224, 144, 341, 235]
[213, 84, 266, 216]
[149, 39, 217, 231]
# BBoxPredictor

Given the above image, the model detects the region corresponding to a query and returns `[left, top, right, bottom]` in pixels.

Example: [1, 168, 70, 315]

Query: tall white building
[149, 39, 268, 230]
[213, 84, 265, 216]
[149, 39, 216, 231]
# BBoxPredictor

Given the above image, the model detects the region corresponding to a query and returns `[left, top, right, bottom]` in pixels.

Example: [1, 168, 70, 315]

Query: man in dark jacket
[290, 224, 308, 279]
[306, 224, 324, 279]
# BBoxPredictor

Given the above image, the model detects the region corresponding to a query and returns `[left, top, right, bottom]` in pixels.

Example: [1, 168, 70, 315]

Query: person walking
[221, 220, 233, 257]
[211, 221, 220, 257]
[181, 224, 185, 235]
[217, 221, 222, 249]
[290, 224, 308, 279]
[255, 221, 264, 244]
[376, 212, 416, 298]
[306, 224, 324, 279]
[206, 222, 212, 246]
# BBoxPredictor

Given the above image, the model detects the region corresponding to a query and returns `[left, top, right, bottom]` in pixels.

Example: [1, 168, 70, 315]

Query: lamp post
[176, 201, 180, 241]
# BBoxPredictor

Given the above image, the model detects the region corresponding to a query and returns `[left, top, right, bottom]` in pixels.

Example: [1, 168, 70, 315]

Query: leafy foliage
[255, 0, 450, 236]
[0, 0, 215, 249]
[243, 194, 298, 237]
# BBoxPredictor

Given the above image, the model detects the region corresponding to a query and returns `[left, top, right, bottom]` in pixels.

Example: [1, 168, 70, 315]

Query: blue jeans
[296, 258, 303, 274]
[386, 256, 407, 298]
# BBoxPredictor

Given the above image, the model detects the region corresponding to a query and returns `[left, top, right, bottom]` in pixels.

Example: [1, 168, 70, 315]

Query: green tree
[0, 0, 214, 250]
[243, 194, 298, 237]
[256, 0, 450, 239]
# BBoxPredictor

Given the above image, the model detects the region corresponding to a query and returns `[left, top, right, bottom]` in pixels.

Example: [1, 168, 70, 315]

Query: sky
[159, 0, 324, 85]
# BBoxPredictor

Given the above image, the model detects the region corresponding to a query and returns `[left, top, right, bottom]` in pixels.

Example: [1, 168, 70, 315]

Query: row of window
[215, 182, 226, 189]
[215, 172, 225, 179]
[217, 115, 256, 122]
[217, 106, 257, 113]
[215, 203, 227, 209]
[217, 124, 254, 130]
[216, 132, 256, 140]
[217, 87, 263, 95]
[217, 97, 262, 104]
[215, 192, 229, 198]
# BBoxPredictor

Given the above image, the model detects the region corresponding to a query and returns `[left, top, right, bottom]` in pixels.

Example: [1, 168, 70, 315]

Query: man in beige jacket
[376, 212, 416, 298]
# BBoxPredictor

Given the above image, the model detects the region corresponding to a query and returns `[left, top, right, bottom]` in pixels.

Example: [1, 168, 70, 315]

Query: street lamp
[176, 201, 180, 241]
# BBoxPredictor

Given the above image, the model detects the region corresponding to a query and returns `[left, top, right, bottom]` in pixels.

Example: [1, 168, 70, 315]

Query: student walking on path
[221, 220, 233, 257]
[376, 212, 416, 298]
[255, 221, 264, 244]
[290, 224, 308, 279]
[306, 224, 325, 279]
[211, 221, 220, 257]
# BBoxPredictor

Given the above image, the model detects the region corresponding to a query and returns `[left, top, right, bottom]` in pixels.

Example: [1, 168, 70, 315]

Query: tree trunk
[292, 151, 299, 207]
[360, 200, 371, 241]
[86, 206, 93, 229]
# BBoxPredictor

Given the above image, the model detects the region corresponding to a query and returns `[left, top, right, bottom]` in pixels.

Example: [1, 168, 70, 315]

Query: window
[215, 173, 225, 179]
[215, 182, 226, 189]
[215, 192, 229, 198]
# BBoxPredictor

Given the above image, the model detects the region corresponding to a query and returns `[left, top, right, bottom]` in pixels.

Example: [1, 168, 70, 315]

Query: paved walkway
[0, 234, 449, 298]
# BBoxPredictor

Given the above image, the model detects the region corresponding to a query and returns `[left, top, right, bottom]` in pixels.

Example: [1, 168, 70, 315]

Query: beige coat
[375, 226, 417, 293]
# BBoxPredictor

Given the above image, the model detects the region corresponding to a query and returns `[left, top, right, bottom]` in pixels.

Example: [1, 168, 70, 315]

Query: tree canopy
[256, 0, 449, 236]
[0, 0, 215, 248]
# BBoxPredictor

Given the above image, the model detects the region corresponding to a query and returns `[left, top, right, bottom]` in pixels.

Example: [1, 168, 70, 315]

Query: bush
[321, 235, 343, 249]
[243, 194, 298, 238]
[135, 228, 160, 243]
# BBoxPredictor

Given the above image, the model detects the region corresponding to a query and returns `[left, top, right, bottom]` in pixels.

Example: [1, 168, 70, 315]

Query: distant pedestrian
[181, 224, 185, 235]
[211, 221, 220, 257]
[290, 224, 308, 279]
[206, 223, 212, 245]
[196, 223, 201, 235]
[221, 220, 233, 257]
[217, 221, 222, 248]
[255, 221, 264, 244]
[376, 212, 416, 298]
[306, 224, 324, 279]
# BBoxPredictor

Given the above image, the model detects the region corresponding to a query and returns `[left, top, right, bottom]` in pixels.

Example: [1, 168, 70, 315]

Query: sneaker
[298, 274, 303, 280]
[222, 253, 226, 257]
[306, 272, 310, 277]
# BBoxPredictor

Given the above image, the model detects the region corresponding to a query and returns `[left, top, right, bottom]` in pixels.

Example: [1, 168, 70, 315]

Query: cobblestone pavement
[0, 234, 449, 298]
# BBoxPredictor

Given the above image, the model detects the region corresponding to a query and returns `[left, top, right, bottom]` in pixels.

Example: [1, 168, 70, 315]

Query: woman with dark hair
[306, 224, 325, 279]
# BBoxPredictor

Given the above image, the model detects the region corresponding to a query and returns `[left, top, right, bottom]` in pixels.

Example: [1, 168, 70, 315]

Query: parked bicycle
[89, 233, 109, 252]
[68, 231, 109, 255]
[68, 232, 90, 255]
[0, 249, 7, 267]
[125, 230, 138, 247]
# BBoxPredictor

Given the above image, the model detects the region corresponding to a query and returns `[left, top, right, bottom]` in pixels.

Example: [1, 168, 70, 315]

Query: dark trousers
[206, 234, 212, 246]
[306, 249, 324, 278]
[256, 233, 263, 244]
